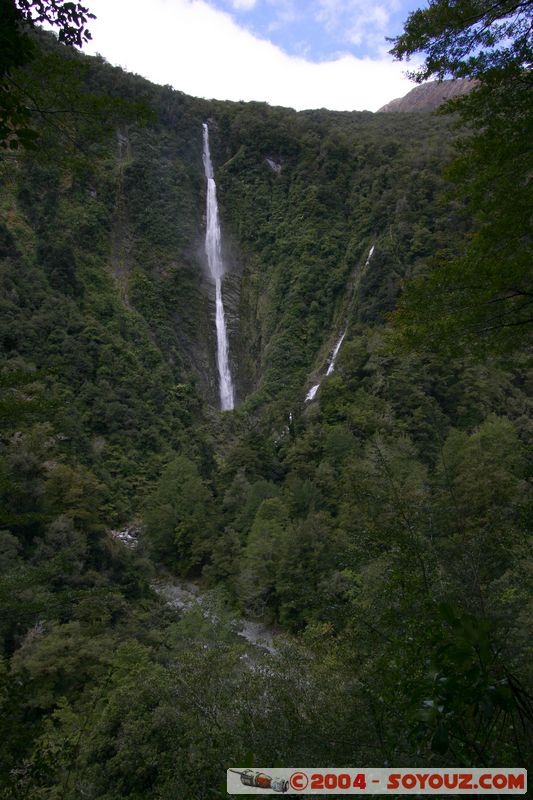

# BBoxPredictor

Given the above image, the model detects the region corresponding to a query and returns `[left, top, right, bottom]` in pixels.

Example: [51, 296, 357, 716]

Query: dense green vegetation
[1, 21, 531, 800]
[390, 0, 533, 351]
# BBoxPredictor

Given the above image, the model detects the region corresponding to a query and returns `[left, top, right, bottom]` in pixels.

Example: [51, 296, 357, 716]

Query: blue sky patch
[208, 0, 417, 61]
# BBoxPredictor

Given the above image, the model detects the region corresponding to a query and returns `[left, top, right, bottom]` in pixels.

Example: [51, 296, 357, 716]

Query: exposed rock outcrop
[378, 79, 475, 113]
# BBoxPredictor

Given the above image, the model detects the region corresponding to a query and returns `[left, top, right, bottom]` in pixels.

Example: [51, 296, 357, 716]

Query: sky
[82, 0, 422, 112]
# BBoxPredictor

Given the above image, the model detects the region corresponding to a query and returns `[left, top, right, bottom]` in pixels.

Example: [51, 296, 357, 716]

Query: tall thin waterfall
[202, 123, 234, 411]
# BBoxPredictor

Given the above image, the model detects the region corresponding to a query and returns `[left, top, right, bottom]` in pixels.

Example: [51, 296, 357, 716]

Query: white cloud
[347, 5, 389, 47]
[230, 0, 257, 9]
[83, 0, 415, 111]
[315, 0, 346, 31]
[315, 0, 401, 52]
[266, 0, 299, 28]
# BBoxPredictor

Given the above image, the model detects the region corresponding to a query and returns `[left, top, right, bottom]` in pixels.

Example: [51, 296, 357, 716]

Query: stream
[152, 578, 278, 654]
[110, 525, 279, 654]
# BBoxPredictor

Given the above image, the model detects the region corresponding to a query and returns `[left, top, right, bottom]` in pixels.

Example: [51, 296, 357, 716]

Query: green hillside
[1, 30, 531, 799]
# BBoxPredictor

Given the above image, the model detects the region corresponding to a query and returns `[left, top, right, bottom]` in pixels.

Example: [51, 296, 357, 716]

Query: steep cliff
[1, 34, 468, 507]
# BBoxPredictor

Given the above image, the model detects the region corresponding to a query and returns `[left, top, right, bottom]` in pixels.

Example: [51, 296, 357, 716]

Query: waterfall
[202, 123, 235, 411]
[305, 328, 345, 402]
[305, 243, 376, 403]
[326, 329, 347, 376]
[306, 384, 320, 402]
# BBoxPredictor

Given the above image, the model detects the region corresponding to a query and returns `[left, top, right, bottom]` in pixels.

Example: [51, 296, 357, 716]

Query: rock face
[378, 79, 475, 113]
[109, 524, 141, 548]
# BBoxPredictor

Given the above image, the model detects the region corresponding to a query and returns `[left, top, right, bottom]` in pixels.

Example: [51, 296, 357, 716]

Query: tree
[0, 0, 95, 148]
[238, 498, 289, 618]
[276, 511, 337, 629]
[390, 0, 533, 352]
[1, 0, 94, 80]
[143, 456, 215, 571]
[390, 0, 532, 81]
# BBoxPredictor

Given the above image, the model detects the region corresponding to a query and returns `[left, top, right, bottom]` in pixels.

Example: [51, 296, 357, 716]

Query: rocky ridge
[378, 79, 475, 112]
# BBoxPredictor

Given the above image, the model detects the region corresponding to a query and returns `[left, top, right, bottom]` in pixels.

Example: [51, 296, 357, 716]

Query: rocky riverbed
[109, 525, 280, 654]
[152, 578, 278, 654]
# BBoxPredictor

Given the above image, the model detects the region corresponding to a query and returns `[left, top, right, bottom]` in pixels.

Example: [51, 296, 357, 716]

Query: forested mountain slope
[1, 33, 470, 498]
[1, 31, 531, 799]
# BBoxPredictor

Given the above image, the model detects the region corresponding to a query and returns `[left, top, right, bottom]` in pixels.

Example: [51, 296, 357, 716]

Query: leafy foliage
[390, 0, 532, 81]
[1, 25, 532, 799]
[389, 0, 533, 352]
[0, 0, 95, 148]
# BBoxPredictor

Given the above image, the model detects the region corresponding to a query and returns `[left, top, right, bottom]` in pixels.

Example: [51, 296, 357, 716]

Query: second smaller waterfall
[305, 243, 376, 403]
[305, 384, 320, 402]
[305, 327, 346, 402]
[326, 329, 347, 376]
